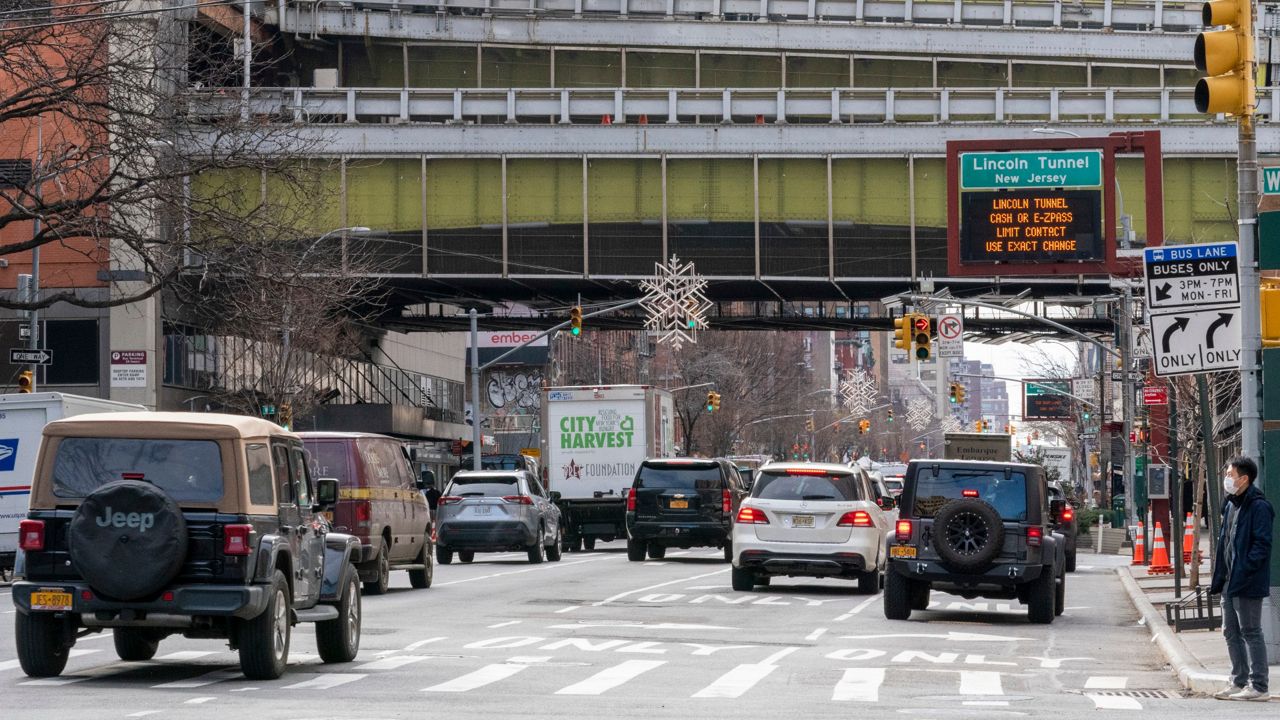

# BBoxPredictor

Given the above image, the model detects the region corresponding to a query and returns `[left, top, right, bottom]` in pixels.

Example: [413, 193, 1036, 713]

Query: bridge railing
[277, 0, 1199, 31]
[187, 85, 1274, 126]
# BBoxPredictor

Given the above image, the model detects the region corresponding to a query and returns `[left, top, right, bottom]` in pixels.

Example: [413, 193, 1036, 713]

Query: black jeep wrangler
[12, 412, 364, 679]
[883, 459, 1067, 624]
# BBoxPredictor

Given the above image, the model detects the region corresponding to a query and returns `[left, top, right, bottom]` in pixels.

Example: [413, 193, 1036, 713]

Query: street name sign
[10, 348, 51, 365]
[1143, 242, 1238, 310]
[959, 150, 1103, 190]
[936, 313, 963, 357]
[1263, 166, 1280, 196]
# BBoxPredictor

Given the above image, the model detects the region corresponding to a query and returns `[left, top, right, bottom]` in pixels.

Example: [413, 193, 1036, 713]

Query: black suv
[625, 458, 748, 562]
[12, 413, 363, 679]
[883, 459, 1067, 624]
[1047, 482, 1079, 572]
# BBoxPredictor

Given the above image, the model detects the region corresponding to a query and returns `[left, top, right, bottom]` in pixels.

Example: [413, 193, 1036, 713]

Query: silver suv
[436, 470, 563, 564]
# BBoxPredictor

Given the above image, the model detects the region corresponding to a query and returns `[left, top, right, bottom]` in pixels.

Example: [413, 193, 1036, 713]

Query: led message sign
[959, 189, 1104, 264]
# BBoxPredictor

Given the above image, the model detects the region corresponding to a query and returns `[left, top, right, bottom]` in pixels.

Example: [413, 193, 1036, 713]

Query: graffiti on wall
[485, 368, 542, 415]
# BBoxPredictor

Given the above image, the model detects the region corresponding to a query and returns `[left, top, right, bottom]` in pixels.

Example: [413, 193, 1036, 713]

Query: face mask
[1224, 476, 1238, 496]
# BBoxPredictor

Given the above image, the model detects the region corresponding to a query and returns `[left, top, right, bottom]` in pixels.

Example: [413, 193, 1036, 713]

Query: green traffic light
[571, 326, 581, 336]
[706, 404, 714, 412]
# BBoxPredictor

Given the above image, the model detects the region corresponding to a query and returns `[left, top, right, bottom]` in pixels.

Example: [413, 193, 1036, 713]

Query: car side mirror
[314, 477, 339, 510]
[877, 495, 896, 510]
[550, 491, 562, 502]
[1049, 498, 1066, 520]
[416, 469, 436, 491]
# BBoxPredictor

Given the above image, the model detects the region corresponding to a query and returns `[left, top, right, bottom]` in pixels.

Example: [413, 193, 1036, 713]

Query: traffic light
[886, 408, 894, 423]
[278, 403, 293, 430]
[893, 313, 912, 352]
[704, 391, 720, 412]
[1194, 0, 1254, 116]
[805, 416, 816, 433]
[17, 370, 32, 393]
[955, 384, 966, 404]
[975, 420, 984, 432]
[948, 382, 958, 404]
[570, 306, 583, 336]
[858, 419, 871, 435]
[912, 315, 932, 361]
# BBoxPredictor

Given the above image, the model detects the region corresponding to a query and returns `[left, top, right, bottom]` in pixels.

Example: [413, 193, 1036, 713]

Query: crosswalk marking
[1085, 676, 1129, 689]
[555, 660, 666, 695]
[356, 655, 434, 671]
[156, 651, 218, 662]
[1087, 693, 1143, 710]
[0, 648, 98, 672]
[422, 663, 528, 692]
[833, 668, 885, 702]
[184, 697, 217, 704]
[959, 670, 1004, 696]
[693, 663, 778, 698]
[283, 673, 365, 690]
[153, 668, 242, 689]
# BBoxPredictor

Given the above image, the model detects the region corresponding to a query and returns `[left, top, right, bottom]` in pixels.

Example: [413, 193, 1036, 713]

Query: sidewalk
[1114, 540, 1279, 699]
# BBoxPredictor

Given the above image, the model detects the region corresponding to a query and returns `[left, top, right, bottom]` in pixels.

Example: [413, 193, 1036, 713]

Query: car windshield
[448, 475, 519, 497]
[884, 478, 904, 491]
[635, 462, 722, 490]
[752, 471, 862, 501]
[52, 437, 224, 502]
[912, 468, 1028, 521]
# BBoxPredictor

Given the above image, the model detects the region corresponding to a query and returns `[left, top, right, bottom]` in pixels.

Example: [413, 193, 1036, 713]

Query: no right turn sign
[937, 313, 963, 357]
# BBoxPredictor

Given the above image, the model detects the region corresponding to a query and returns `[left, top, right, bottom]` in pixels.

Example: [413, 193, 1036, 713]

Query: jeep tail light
[895, 519, 913, 542]
[736, 506, 769, 524]
[19, 519, 44, 551]
[502, 495, 534, 505]
[626, 488, 636, 512]
[440, 496, 463, 505]
[838, 510, 874, 527]
[722, 489, 731, 514]
[1027, 526, 1043, 547]
[961, 489, 979, 498]
[224, 524, 253, 555]
[1061, 507, 1074, 523]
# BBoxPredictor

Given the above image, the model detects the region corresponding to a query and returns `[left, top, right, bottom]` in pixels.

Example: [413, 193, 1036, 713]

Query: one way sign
[1149, 306, 1240, 377]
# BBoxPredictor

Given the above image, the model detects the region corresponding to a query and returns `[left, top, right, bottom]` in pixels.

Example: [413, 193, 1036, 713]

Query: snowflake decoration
[840, 369, 879, 416]
[941, 415, 962, 434]
[906, 397, 934, 431]
[639, 255, 713, 350]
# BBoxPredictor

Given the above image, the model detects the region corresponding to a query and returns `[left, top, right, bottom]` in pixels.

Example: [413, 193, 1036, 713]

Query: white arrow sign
[1150, 305, 1241, 377]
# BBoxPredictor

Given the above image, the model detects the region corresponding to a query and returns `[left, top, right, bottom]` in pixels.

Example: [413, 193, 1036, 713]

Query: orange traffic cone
[1148, 522, 1173, 575]
[1131, 521, 1145, 565]
[601, 114, 612, 125]
[1183, 513, 1195, 564]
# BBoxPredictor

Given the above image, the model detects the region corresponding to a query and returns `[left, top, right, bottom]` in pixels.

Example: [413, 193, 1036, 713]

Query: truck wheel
[731, 566, 757, 591]
[723, 541, 733, 563]
[883, 570, 912, 621]
[1026, 566, 1056, 624]
[647, 543, 666, 559]
[1065, 549, 1077, 573]
[363, 545, 390, 596]
[1054, 569, 1066, 617]
[856, 569, 880, 595]
[437, 546, 453, 565]
[546, 526, 563, 562]
[317, 566, 361, 663]
[113, 628, 161, 661]
[409, 540, 434, 589]
[583, 537, 597, 551]
[15, 612, 71, 677]
[459, 551, 475, 564]
[627, 539, 646, 562]
[238, 570, 291, 680]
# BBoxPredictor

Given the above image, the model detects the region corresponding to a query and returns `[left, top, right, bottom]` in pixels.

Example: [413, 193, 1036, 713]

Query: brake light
[1061, 507, 1074, 522]
[838, 510, 874, 527]
[895, 519, 913, 542]
[18, 519, 44, 551]
[722, 488, 731, 514]
[223, 524, 252, 555]
[785, 468, 832, 476]
[961, 489, 979, 498]
[1027, 526, 1043, 547]
[736, 506, 769, 524]
[502, 495, 534, 505]
[354, 502, 372, 525]
[440, 496, 463, 505]
[626, 487, 636, 512]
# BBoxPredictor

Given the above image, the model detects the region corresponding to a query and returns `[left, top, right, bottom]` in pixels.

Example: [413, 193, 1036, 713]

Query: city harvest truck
[0, 393, 144, 573]
[942, 432, 1013, 462]
[541, 385, 674, 551]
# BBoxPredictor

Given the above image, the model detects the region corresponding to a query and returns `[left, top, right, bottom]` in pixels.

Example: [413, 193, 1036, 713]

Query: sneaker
[1215, 684, 1245, 700]
[1231, 686, 1270, 702]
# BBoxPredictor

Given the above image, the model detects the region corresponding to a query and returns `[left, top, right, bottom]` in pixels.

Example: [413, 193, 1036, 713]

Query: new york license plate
[889, 545, 917, 558]
[669, 499, 688, 509]
[31, 589, 73, 611]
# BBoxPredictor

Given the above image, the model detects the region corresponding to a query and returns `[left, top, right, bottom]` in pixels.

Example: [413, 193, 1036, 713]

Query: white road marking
[356, 655, 434, 671]
[806, 628, 828, 641]
[437, 556, 610, 588]
[836, 593, 883, 620]
[0, 648, 98, 672]
[422, 663, 528, 692]
[184, 697, 217, 705]
[548, 622, 737, 631]
[963, 700, 1011, 706]
[958, 670, 1004, 696]
[593, 568, 730, 607]
[759, 647, 800, 666]
[842, 631, 1029, 642]
[555, 660, 667, 695]
[693, 663, 779, 698]
[506, 656, 552, 664]
[283, 673, 365, 690]
[404, 637, 446, 652]
[487, 620, 521, 629]
[833, 667, 885, 702]
[156, 651, 219, 662]
[554, 606, 579, 613]
[127, 712, 162, 718]
[1085, 676, 1129, 689]
[1087, 694, 1143, 710]
[669, 551, 691, 556]
[154, 668, 243, 689]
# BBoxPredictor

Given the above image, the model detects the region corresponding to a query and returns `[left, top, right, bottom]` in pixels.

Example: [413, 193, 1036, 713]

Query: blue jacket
[1211, 483, 1275, 598]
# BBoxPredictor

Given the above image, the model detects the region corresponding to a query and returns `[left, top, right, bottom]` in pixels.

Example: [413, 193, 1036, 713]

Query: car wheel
[113, 628, 161, 661]
[409, 538, 434, 589]
[363, 545, 390, 596]
[459, 551, 475, 564]
[723, 541, 733, 563]
[1026, 566, 1056, 624]
[627, 539, 646, 562]
[731, 565, 757, 591]
[15, 612, 71, 677]
[931, 498, 1005, 574]
[856, 569, 880, 595]
[583, 537, 597, 551]
[1054, 569, 1066, 617]
[317, 566, 362, 663]
[437, 546, 454, 565]
[647, 543, 666, 559]
[546, 526, 563, 562]
[238, 569, 291, 680]
[527, 534, 546, 564]
[883, 570, 912, 621]
[1065, 549, 1077, 573]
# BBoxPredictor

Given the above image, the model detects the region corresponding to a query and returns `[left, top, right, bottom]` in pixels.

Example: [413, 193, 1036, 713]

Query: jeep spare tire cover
[931, 498, 1005, 574]
[68, 480, 188, 601]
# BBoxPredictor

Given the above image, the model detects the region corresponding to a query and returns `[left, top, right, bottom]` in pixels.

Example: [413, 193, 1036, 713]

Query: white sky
[961, 339, 1081, 421]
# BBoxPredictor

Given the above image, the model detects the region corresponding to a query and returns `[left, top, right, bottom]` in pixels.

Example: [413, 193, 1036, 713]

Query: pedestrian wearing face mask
[1210, 455, 1275, 701]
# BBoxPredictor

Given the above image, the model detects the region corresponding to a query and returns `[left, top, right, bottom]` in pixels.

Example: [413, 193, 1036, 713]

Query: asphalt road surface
[2, 547, 1273, 719]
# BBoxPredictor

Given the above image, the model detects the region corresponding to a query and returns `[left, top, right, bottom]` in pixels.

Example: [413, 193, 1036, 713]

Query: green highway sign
[1263, 166, 1280, 196]
[960, 150, 1103, 190]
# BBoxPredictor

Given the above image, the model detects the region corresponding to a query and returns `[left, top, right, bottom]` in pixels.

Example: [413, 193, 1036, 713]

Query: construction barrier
[1148, 522, 1173, 575]
[1183, 512, 1195, 564]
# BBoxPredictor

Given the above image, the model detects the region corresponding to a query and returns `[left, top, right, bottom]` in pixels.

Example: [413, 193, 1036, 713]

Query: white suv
[731, 462, 893, 592]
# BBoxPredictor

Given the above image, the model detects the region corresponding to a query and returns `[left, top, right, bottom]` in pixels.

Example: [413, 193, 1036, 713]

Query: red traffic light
[912, 316, 930, 332]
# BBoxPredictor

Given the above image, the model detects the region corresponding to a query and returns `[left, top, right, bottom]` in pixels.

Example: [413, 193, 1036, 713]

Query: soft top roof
[44, 412, 295, 440]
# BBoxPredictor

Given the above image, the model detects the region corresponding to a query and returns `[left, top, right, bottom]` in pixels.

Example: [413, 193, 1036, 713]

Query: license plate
[31, 589, 73, 611]
[890, 545, 918, 558]
[321, 511, 334, 522]
[474, 506, 491, 514]
[669, 499, 689, 509]
[791, 515, 815, 528]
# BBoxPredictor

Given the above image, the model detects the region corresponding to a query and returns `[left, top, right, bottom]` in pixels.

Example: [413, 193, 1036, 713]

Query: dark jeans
[1223, 593, 1269, 692]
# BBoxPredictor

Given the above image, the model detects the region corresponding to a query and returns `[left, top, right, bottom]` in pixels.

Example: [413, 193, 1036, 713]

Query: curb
[1115, 566, 1229, 696]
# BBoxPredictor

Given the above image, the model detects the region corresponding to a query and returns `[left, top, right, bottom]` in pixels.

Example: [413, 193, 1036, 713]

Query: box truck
[0, 392, 145, 573]
[541, 385, 674, 551]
